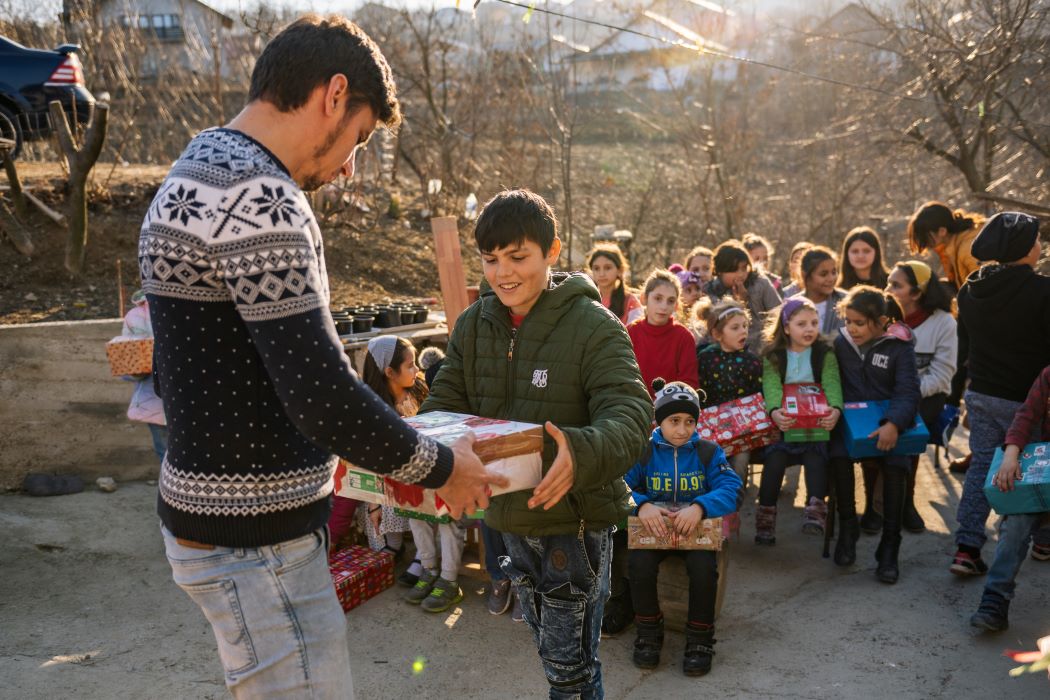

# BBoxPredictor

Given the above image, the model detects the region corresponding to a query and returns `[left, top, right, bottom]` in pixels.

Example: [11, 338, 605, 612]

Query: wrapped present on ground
[842, 401, 930, 458]
[334, 412, 544, 519]
[697, 393, 780, 456]
[782, 383, 831, 442]
[329, 545, 394, 613]
[984, 443, 1050, 515]
[626, 503, 724, 550]
[105, 336, 153, 376]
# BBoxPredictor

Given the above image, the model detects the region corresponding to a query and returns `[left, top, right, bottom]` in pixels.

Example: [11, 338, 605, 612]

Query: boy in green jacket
[422, 189, 652, 698]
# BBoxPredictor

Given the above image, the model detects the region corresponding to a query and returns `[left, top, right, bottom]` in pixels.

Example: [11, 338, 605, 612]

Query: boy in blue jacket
[625, 379, 743, 677]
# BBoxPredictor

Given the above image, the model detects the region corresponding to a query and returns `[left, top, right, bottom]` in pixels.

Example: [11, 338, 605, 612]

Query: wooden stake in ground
[0, 138, 34, 256]
[48, 99, 108, 275]
[431, 216, 470, 332]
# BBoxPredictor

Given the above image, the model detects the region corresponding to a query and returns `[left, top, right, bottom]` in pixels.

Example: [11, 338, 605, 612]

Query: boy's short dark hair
[474, 189, 558, 255]
[248, 14, 401, 129]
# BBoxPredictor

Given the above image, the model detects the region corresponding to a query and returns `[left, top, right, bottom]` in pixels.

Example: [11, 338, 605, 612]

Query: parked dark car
[0, 36, 96, 159]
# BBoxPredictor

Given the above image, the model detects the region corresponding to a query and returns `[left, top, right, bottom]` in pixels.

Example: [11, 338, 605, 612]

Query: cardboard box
[329, 545, 394, 613]
[105, 336, 153, 376]
[627, 513, 724, 551]
[697, 393, 780, 456]
[841, 401, 930, 458]
[333, 412, 544, 519]
[782, 383, 830, 442]
[984, 443, 1050, 515]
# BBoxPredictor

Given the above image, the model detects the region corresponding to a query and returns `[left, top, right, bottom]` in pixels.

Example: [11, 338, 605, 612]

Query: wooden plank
[24, 191, 65, 224]
[431, 216, 470, 332]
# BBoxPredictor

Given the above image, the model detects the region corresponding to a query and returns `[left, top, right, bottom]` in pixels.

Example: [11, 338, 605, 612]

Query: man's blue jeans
[161, 524, 353, 698]
[985, 512, 1045, 600]
[500, 528, 612, 700]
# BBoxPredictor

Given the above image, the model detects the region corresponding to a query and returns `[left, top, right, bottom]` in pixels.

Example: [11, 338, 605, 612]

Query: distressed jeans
[161, 524, 353, 699]
[984, 512, 1044, 601]
[956, 391, 1022, 550]
[500, 528, 612, 700]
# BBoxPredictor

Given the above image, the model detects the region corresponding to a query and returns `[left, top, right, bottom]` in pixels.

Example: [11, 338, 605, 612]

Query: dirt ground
[1, 445, 1048, 700]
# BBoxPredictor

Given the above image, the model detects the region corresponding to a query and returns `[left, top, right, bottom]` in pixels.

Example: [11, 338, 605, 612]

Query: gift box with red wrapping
[696, 393, 779, 456]
[328, 545, 394, 613]
[782, 383, 831, 442]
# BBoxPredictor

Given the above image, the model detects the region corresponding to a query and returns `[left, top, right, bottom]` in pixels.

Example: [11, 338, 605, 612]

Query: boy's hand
[638, 502, 672, 538]
[993, 446, 1023, 492]
[674, 503, 704, 536]
[868, 422, 899, 451]
[771, 408, 794, 431]
[818, 408, 840, 431]
[436, 432, 510, 519]
[529, 422, 575, 511]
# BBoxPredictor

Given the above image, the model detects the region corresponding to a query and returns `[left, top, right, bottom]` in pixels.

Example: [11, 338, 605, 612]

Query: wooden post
[431, 216, 470, 332]
[116, 258, 126, 317]
[49, 99, 108, 276]
[0, 139, 27, 220]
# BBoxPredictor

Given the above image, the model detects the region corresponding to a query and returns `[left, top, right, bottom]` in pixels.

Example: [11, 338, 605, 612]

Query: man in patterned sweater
[139, 15, 505, 697]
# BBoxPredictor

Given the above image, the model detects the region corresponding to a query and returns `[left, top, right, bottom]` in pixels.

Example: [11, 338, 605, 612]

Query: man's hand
[435, 432, 510, 519]
[674, 503, 704, 536]
[638, 502, 673, 538]
[771, 408, 795, 431]
[993, 446, 1023, 492]
[818, 407, 840, 431]
[868, 422, 899, 451]
[529, 422, 575, 511]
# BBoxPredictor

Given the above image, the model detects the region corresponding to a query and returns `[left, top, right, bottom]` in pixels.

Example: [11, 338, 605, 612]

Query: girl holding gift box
[629, 269, 700, 394]
[887, 261, 958, 533]
[694, 296, 762, 478]
[588, 243, 644, 326]
[624, 379, 743, 677]
[830, 287, 921, 583]
[758, 298, 843, 544]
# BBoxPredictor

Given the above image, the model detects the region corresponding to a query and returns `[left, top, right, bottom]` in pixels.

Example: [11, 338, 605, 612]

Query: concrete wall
[0, 319, 158, 490]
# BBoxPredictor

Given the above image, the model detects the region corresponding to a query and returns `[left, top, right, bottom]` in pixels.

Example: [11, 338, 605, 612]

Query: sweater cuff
[418, 442, 454, 489]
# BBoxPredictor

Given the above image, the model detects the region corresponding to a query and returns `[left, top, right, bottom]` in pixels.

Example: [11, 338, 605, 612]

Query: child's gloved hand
[638, 502, 672, 538]
[818, 407, 840, 431]
[993, 446, 1022, 492]
[674, 503, 704, 536]
[529, 422, 575, 511]
[868, 422, 899, 451]
[771, 408, 794, 431]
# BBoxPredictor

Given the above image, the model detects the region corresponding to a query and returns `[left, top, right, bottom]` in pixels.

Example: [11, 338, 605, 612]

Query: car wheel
[0, 105, 24, 160]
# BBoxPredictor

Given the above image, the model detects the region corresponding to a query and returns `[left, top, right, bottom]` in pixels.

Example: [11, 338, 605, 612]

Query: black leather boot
[683, 623, 716, 676]
[834, 516, 860, 567]
[875, 535, 901, 583]
[876, 467, 905, 584]
[632, 615, 664, 669]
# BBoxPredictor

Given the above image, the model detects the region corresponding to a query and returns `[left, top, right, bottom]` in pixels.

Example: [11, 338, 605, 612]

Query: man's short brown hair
[248, 14, 401, 129]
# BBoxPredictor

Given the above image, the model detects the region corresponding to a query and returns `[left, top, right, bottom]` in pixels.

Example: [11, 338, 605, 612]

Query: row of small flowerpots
[330, 303, 430, 335]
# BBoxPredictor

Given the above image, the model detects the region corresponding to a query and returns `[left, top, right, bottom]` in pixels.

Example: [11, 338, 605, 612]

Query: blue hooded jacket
[624, 428, 743, 518]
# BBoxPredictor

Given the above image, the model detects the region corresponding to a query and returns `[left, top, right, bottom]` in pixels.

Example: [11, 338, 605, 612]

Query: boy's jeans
[500, 528, 612, 700]
[985, 512, 1044, 600]
[481, 521, 508, 581]
[161, 524, 353, 699]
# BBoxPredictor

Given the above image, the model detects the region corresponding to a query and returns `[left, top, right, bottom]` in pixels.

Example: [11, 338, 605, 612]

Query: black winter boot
[834, 517, 860, 567]
[632, 615, 664, 669]
[683, 622, 716, 677]
[875, 535, 901, 584]
[970, 592, 1010, 632]
[903, 459, 926, 533]
[876, 467, 905, 584]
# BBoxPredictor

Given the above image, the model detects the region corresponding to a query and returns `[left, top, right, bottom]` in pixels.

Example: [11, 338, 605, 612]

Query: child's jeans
[409, 518, 466, 582]
[985, 512, 1045, 600]
[500, 528, 612, 700]
[481, 521, 508, 581]
[628, 548, 718, 625]
[956, 391, 1021, 550]
[148, 423, 168, 463]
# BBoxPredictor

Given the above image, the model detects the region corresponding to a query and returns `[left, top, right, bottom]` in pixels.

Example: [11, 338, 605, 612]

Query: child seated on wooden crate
[624, 379, 743, 677]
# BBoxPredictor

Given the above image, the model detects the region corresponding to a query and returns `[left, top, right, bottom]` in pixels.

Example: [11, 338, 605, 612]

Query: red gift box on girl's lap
[782, 383, 831, 442]
[328, 546, 394, 613]
[696, 393, 780, 456]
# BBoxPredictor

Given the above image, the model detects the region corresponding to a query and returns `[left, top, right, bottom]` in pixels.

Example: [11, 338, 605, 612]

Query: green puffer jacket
[421, 272, 653, 536]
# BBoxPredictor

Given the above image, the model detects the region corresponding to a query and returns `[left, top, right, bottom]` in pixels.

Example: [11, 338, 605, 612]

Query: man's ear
[546, 237, 562, 264]
[323, 74, 349, 117]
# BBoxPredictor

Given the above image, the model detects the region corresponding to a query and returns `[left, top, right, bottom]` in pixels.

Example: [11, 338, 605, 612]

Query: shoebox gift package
[334, 412, 544, 519]
[984, 443, 1050, 515]
[627, 503, 724, 551]
[841, 401, 930, 458]
[329, 545, 394, 613]
[781, 383, 831, 442]
[105, 336, 154, 376]
[696, 393, 780, 456]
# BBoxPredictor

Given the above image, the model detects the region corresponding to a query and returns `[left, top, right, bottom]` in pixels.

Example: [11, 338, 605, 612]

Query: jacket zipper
[506, 327, 518, 406]
[673, 445, 679, 505]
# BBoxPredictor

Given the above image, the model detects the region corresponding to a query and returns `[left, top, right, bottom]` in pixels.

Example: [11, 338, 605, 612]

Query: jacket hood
[964, 263, 1034, 304]
[652, 426, 701, 449]
[839, 321, 913, 357]
[481, 271, 600, 316]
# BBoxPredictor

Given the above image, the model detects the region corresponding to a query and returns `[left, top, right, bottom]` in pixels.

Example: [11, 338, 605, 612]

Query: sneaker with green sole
[421, 577, 463, 613]
[403, 570, 438, 605]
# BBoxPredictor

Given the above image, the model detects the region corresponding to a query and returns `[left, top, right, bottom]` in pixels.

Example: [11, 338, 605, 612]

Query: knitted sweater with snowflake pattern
[139, 128, 452, 547]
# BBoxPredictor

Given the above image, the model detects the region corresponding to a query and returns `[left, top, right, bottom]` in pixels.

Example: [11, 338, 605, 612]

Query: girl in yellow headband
[887, 261, 958, 533]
